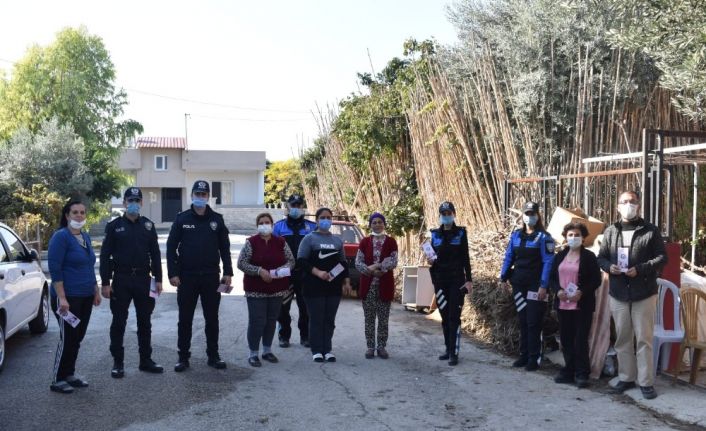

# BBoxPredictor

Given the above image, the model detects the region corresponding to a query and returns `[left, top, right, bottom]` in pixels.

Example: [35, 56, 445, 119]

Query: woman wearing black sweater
[297, 208, 352, 362]
[548, 222, 602, 388]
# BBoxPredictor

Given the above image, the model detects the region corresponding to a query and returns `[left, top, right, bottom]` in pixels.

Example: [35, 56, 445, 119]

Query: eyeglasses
[126, 198, 142, 203]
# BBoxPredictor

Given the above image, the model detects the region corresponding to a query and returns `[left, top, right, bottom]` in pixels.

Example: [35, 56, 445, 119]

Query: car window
[0, 227, 27, 262]
[330, 224, 362, 244]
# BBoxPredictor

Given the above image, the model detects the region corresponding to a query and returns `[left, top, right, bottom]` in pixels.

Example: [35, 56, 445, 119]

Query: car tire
[29, 288, 49, 334]
[0, 320, 5, 373]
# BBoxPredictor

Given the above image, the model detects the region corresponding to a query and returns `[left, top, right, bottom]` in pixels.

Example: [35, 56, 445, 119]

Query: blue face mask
[289, 208, 303, 219]
[440, 215, 455, 225]
[318, 219, 332, 231]
[192, 197, 208, 208]
[126, 202, 140, 216]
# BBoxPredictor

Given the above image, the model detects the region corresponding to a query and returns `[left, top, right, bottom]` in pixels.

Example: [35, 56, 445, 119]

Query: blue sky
[0, 0, 458, 160]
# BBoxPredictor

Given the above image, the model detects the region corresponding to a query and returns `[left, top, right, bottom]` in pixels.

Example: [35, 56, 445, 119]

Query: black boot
[512, 356, 528, 368]
[111, 361, 124, 379]
[174, 358, 190, 372]
[139, 358, 164, 374]
[525, 356, 540, 371]
[207, 355, 226, 369]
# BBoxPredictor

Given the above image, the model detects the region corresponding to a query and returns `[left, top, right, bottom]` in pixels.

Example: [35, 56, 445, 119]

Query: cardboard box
[547, 207, 605, 247]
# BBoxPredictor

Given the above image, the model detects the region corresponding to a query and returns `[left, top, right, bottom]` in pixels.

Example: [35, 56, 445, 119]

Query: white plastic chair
[653, 278, 684, 376]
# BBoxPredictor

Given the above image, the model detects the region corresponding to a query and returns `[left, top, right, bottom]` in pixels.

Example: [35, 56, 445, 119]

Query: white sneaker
[324, 353, 336, 362]
[312, 353, 324, 362]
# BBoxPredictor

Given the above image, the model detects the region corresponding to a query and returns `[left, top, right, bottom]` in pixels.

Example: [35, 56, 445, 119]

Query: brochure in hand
[559, 282, 578, 310]
[57, 309, 81, 328]
[328, 263, 345, 281]
[269, 267, 292, 279]
[617, 247, 629, 273]
[526, 291, 548, 302]
[149, 278, 160, 299]
[217, 284, 233, 294]
[421, 242, 437, 261]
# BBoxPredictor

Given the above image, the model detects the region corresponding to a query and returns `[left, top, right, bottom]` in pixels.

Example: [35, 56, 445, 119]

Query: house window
[154, 155, 168, 171]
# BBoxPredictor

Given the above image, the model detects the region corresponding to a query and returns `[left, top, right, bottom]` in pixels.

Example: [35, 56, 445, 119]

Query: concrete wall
[138, 148, 185, 188]
[182, 150, 265, 171]
[219, 208, 286, 232]
[119, 148, 141, 170]
[140, 187, 164, 222]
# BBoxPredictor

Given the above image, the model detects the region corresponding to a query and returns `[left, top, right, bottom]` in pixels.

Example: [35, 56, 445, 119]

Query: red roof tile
[135, 137, 186, 149]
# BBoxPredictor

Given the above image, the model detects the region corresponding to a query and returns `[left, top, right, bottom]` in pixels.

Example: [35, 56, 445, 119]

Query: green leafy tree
[607, 0, 706, 120]
[0, 26, 142, 202]
[0, 117, 93, 199]
[332, 42, 434, 176]
[264, 159, 304, 205]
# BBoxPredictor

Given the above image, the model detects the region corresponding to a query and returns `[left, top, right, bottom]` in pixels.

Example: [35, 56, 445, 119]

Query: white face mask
[69, 219, 86, 230]
[257, 224, 273, 235]
[566, 236, 583, 249]
[523, 214, 538, 227]
[618, 203, 638, 220]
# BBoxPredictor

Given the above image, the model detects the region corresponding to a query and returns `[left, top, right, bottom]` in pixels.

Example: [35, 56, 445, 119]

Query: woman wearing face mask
[47, 200, 102, 394]
[355, 212, 398, 359]
[237, 213, 295, 367]
[500, 201, 555, 371]
[297, 208, 352, 362]
[427, 202, 473, 366]
[548, 222, 601, 388]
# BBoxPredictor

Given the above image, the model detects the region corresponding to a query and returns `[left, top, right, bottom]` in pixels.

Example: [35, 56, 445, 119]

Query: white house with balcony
[117, 137, 266, 224]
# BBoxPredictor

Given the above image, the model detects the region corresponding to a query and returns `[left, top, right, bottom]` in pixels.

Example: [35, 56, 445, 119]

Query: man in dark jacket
[167, 180, 233, 372]
[272, 194, 316, 348]
[100, 187, 163, 378]
[597, 191, 667, 400]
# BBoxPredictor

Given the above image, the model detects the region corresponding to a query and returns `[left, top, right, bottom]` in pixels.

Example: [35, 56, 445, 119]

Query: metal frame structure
[503, 129, 706, 263]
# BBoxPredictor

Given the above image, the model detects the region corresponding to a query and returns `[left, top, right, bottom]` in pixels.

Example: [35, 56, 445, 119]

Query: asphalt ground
[0, 234, 691, 431]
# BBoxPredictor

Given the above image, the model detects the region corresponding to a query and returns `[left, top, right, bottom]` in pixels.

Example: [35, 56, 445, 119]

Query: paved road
[1, 235, 684, 431]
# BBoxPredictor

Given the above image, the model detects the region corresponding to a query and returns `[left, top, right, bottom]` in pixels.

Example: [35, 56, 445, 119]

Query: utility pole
[184, 113, 191, 151]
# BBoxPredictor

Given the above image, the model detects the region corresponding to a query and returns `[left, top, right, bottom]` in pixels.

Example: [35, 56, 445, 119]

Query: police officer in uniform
[273, 194, 316, 348]
[427, 202, 473, 366]
[167, 180, 233, 372]
[100, 187, 163, 378]
[500, 201, 555, 371]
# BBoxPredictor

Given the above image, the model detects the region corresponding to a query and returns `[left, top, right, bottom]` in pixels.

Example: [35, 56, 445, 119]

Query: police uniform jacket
[273, 216, 317, 267]
[429, 225, 472, 284]
[100, 214, 162, 285]
[500, 228, 555, 289]
[166, 205, 233, 278]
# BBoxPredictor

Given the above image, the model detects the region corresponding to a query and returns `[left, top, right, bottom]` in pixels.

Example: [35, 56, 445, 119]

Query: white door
[221, 181, 234, 205]
[0, 227, 39, 334]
